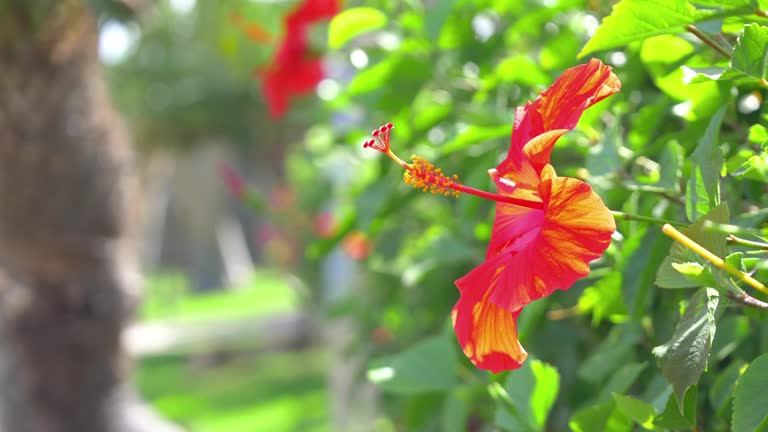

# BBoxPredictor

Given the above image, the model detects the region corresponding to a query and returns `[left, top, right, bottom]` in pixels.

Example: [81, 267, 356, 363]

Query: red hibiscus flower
[260, 0, 340, 118]
[364, 59, 621, 373]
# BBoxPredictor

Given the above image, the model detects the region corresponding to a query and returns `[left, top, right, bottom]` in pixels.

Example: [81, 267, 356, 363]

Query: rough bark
[0, 2, 160, 431]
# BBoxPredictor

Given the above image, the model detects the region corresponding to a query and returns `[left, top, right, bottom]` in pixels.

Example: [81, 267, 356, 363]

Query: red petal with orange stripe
[452, 59, 620, 372]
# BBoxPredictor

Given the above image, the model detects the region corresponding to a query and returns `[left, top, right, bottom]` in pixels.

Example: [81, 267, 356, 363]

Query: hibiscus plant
[244, 0, 768, 430]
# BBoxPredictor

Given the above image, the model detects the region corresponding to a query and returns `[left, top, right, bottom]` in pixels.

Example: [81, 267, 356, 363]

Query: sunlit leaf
[686, 107, 726, 221]
[494, 359, 560, 431]
[328, 7, 387, 49]
[656, 204, 729, 288]
[580, 0, 696, 57]
[729, 24, 768, 82]
[569, 400, 632, 432]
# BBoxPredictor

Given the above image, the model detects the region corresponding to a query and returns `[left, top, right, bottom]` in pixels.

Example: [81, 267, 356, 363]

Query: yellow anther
[403, 155, 460, 197]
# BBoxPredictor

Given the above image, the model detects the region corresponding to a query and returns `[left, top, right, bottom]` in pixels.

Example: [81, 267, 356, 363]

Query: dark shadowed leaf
[652, 288, 719, 407]
[709, 360, 744, 414]
[367, 333, 458, 394]
[653, 388, 698, 429]
[597, 362, 648, 402]
[613, 394, 657, 429]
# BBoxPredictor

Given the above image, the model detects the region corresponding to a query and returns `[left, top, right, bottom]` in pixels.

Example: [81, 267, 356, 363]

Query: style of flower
[259, 0, 340, 118]
[363, 59, 621, 373]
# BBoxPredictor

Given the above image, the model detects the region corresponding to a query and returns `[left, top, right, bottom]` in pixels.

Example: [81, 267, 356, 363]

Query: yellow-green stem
[662, 224, 768, 296]
[611, 211, 685, 227]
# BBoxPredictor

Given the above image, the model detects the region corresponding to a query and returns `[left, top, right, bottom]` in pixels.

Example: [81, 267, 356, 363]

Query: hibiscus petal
[452, 279, 527, 373]
[286, 0, 340, 27]
[480, 170, 615, 311]
[262, 59, 324, 118]
[498, 59, 621, 176]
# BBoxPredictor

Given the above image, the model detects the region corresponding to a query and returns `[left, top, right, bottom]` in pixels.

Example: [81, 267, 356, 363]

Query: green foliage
[686, 108, 726, 221]
[114, 0, 768, 430]
[367, 333, 458, 394]
[580, 0, 697, 57]
[328, 7, 387, 49]
[493, 359, 560, 431]
[732, 353, 768, 431]
[652, 287, 719, 407]
[730, 24, 768, 82]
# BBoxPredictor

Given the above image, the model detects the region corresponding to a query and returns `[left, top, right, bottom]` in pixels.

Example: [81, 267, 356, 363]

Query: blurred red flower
[260, 0, 340, 118]
[313, 211, 338, 238]
[452, 59, 620, 372]
[342, 231, 372, 260]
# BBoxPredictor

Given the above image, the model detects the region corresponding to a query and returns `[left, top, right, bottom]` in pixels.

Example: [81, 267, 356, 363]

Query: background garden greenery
[112, 0, 768, 430]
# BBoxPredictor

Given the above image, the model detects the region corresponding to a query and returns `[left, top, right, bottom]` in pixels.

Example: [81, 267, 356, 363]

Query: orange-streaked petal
[473, 170, 615, 311]
[452, 282, 527, 373]
[498, 59, 621, 176]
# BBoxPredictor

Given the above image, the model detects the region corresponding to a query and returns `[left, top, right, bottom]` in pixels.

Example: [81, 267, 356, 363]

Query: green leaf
[598, 362, 648, 402]
[328, 7, 387, 49]
[652, 288, 719, 407]
[613, 394, 657, 429]
[711, 315, 749, 361]
[653, 388, 697, 429]
[749, 124, 768, 146]
[730, 24, 768, 82]
[578, 271, 627, 325]
[658, 141, 684, 190]
[494, 359, 560, 431]
[367, 334, 458, 394]
[656, 203, 730, 288]
[441, 124, 510, 155]
[732, 152, 768, 182]
[441, 390, 469, 432]
[686, 107, 726, 221]
[495, 55, 550, 86]
[569, 401, 632, 432]
[530, 361, 559, 429]
[579, 325, 642, 383]
[347, 57, 396, 96]
[709, 360, 745, 414]
[691, 0, 757, 9]
[424, 0, 455, 41]
[671, 262, 719, 286]
[732, 353, 768, 432]
[579, 0, 696, 57]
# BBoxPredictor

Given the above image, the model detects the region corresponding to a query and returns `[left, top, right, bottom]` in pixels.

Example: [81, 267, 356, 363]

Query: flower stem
[685, 24, 731, 58]
[727, 234, 768, 249]
[727, 291, 768, 310]
[611, 211, 685, 227]
[455, 184, 544, 210]
[662, 224, 768, 296]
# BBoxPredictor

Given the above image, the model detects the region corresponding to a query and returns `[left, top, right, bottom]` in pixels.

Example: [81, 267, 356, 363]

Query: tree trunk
[0, 2, 165, 431]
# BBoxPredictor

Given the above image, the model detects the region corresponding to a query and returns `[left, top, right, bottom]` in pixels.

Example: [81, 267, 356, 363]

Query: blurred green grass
[136, 269, 329, 432]
[140, 268, 298, 322]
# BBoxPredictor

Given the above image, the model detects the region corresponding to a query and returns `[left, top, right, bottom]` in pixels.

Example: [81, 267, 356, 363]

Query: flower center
[363, 123, 544, 210]
[404, 155, 461, 197]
